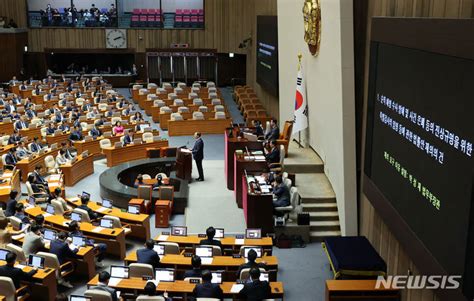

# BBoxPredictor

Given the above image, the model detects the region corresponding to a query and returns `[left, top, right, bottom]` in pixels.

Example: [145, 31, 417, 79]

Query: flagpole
[297, 53, 303, 148]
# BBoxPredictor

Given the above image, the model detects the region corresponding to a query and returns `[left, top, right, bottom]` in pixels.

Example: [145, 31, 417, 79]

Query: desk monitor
[171, 226, 187, 236]
[155, 268, 175, 282]
[100, 218, 114, 229]
[70, 296, 91, 301]
[72, 236, 86, 247]
[101, 199, 113, 208]
[245, 228, 262, 239]
[195, 246, 213, 258]
[243, 247, 263, 258]
[214, 228, 224, 238]
[153, 244, 165, 255]
[81, 191, 91, 199]
[0, 249, 10, 261]
[43, 229, 57, 242]
[127, 205, 140, 214]
[110, 266, 130, 279]
[211, 271, 223, 284]
[260, 272, 269, 282]
[71, 212, 82, 222]
[28, 196, 35, 206]
[45, 204, 55, 215]
[28, 254, 45, 269]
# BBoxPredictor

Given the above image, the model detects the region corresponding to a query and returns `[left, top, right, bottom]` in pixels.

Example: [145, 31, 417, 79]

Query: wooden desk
[156, 111, 227, 129]
[45, 132, 70, 146]
[66, 197, 151, 240]
[154, 235, 273, 255]
[243, 174, 274, 236]
[0, 260, 57, 301]
[19, 127, 42, 140]
[59, 154, 95, 186]
[17, 149, 56, 182]
[102, 140, 169, 167]
[325, 280, 401, 301]
[87, 276, 284, 299]
[0, 169, 21, 204]
[24, 206, 127, 259]
[0, 122, 14, 135]
[224, 133, 263, 190]
[168, 119, 232, 136]
[234, 153, 268, 208]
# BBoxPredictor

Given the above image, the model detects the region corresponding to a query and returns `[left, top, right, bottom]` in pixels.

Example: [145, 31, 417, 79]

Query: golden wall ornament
[303, 0, 321, 56]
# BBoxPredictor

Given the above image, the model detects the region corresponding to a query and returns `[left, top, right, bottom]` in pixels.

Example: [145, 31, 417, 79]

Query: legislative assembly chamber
[0, 0, 472, 300]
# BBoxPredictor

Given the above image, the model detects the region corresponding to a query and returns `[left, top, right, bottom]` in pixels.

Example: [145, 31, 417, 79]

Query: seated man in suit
[15, 141, 31, 160]
[55, 149, 69, 168]
[69, 221, 106, 267]
[89, 124, 102, 138]
[22, 224, 45, 257]
[90, 271, 118, 301]
[14, 116, 29, 131]
[4, 148, 17, 169]
[192, 270, 223, 300]
[237, 267, 272, 301]
[27, 174, 49, 201]
[29, 137, 43, 153]
[50, 232, 78, 288]
[69, 125, 83, 141]
[134, 174, 145, 188]
[236, 249, 267, 278]
[78, 194, 99, 220]
[8, 132, 21, 145]
[14, 203, 31, 224]
[33, 164, 48, 187]
[184, 255, 202, 279]
[264, 119, 280, 141]
[273, 176, 290, 209]
[123, 129, 134, 146]
[0, 252, 37, 290]
[46, 123, 57, 135]
[199, 226, 222, 249]
[253, 120, 265, 137]
[136, 239, 161, 268]
[265, 140, 280, 164]
[4, 190, 19, 217]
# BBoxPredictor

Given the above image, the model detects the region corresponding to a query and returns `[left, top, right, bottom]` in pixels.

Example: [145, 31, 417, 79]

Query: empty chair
[98, 103, 108, 111]
[178, 106, 190, 113]
[100, 139, 111, 149]
[142, 132, 154, 143]
[193, 98, 203, 106]
[139, 89, 149, 96]
[173, 99, 184, 106]
[174, 87, 183, 94]
[208, 92, 218, 99]
[84, 289, 113, 301]
[215, 112, 226, 119]
[160, 106, 172, 113]
[72, 208, 91, 222]
[147, 83, 158, 89]
[193, 111, 205, 120]
[192, 82, 201, 89]
[283, 178, 292, 188]
[208, 87, 217, 94]
[192, 87, 200, 93]
[0, 276, 29, 301]
[75, 98, 85, 106]
[44, 155, 56, 174]
[167, 93, 177, 100]
[157, 88, 167, 95]
[129, 263, 154, 278]
[214, 105, 225, 112]
[26, 181, 48, 203]
[158, 242, 179, 254]
[200, 245, 222, 256]
[1, 135, 10, 146]
[137, 296, 166, 301]
[153, 99, 165, 107]
[51, 199, 66, 215]
[188, 92, 198, 99]
[142, 174, 152, 180]
[7, 217, 22, 231]
[198, 106, 208, 113]
[206, 82, 216, 88]
[103, 215, 131, 234]
[37, 252, 74, 287]
[162, 82, 172, 89]
[211, 98, 221, 105]
[5, 243, 26, 263]
[147, 94, 158, 101]
[170, 113, 183, 121]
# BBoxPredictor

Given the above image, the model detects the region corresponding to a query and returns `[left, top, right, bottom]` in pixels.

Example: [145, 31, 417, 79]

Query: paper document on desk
[2, 172, 13, 177]
[157, 235, 169, 241]
[230, 284, 244, 293]
[49, 174, 61, 181]
[97, 207, 109, 213]
[201, 258, 213, 265]
[254, 155, 266, 161]
[108, 277, 122, 286]
[235, 239, 245, 245]
[16, 264, 26, 269]
[69, 244, 78, 251]
[253, 151, 264, 155]
[43, 213, 52, 217]
[92, 227, 105, 233]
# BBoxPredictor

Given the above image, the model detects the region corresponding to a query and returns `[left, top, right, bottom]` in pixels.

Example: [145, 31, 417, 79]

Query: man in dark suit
[33, 165, 48, 187]
[79, 195, 99, 220]
[89, 125, 102, 138]
[123, 130, 134, 146]
[136, 239, 161, 268]
[237, 267, 271, 301]
[5, 190, 18, 217]
[30, 137, 43, 153]
[264, 119, 280, 141]
[4, 148, 17, 169]
[0, 252, 37, 289]
[14, 117, 28, 131]
[69, 125, 83, 141]
[236, 249, 267, 277]
[199, 226, 222, 248]
[253, 120, 264, 137]
[184, 255, 202, 278]
[273, 176, 290, 208]
[8, 133, 21, 145]
[265, 140, 280, 164]
[192, 270, 223, 300]
[192, 132, 204, 181]
[90, 271, 118, 301]
[46, 123, 57, 135]
[50, 232, 79, 265]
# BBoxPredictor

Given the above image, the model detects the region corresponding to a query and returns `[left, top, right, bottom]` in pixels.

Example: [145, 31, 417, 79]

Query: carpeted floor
[20, 87, 332, 300]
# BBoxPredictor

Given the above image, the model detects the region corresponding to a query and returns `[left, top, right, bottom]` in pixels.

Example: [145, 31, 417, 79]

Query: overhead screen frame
[256, 15, 279, 96]
[363, 17, 474, 301]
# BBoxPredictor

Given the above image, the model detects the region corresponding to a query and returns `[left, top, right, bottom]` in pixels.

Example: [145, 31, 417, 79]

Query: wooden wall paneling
[0, 0, 27, 28]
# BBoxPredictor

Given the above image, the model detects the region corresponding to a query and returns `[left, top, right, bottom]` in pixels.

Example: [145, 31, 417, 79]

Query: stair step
[302, 203, 337, 212]
[308, 211, 339, 221]
[301, 197, 337, 204]
[310, 220, 341, 231]
[310, 230, 341, 242]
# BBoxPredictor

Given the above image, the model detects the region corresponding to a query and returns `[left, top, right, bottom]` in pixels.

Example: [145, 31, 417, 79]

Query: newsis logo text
[375, 275, 462, 290]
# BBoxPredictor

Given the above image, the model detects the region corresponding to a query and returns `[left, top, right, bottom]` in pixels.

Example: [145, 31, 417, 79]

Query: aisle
[185, 160, 246, 234]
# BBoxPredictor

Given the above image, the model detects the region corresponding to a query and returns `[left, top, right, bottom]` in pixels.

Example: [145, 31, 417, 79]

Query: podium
[176, 148, 192, 180]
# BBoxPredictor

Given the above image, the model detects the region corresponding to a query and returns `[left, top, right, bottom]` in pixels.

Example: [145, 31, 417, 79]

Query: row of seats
[168, 111, 227, 121]
[175, 9, 204, 28]
[234, 85, 270, 120]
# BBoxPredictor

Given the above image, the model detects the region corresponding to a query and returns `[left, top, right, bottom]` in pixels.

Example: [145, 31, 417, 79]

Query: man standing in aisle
[192, 132, 204, 181]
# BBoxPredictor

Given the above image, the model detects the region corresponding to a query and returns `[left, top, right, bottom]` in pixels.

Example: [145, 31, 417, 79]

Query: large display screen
[256, 15, 279, 96]
[365, 42, 474, 289]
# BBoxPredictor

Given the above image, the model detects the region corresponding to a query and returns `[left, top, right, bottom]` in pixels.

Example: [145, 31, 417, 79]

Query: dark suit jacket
[5, 199, 17, 217]
[90, 284, 118, 301]
[7, 136, 20, 145]
[136, 248, 160, 269]
[238, 280, 272, 301]
[273, 183, 290, 207]
[183, 268, 202, 279]
[193, 282, 223, 299]
[90, 128, 102, 138]
[69, 131, 83, 141]
[50, 239, 79, 264]
[236, 261, 267, 277]
[123, 135, 133, 146]
[265, 126, 280, 141]
[4, 153, 17, 166]
[15, 121, 28, 130]
[265, 147, 280, 164]
[255, 126, 264, 137]
[78, 204, 98, 220]
[199, 238, 222, 249]
[30, 142, 42, 153]
[46, 127, 56, 135]
[0, 265, 36, 289]
[192, 138, 204, 161]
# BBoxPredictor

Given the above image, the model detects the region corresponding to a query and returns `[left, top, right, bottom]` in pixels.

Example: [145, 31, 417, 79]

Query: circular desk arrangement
[99, 157, 189, 213]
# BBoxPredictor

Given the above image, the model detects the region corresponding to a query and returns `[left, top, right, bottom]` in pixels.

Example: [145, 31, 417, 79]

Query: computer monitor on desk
[243, 246, 263, 258]
[153, 244, 165, 255]
[195, 246, 213, 258]
[43, 229, 57, 242]
[246, 228, 262, 239]
[211, 271, 223, 284]
[101, 199, 113, 208]
[70, 296, 92, 301]
[72, 236, 86, 247]
[214, 228, 224, 238]
[100, 218, 114, 229]
[0, 249, 9, 261]
[110, 266, 130, 279]
[155, 268, 175, 282]
[28, 254, 45, 269]
[171, 226, 187, 236]
[71, 212, 82, 222]
[127, 205, 140, 214]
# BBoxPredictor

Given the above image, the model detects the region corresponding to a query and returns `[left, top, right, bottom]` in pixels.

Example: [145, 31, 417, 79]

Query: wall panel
[359, 1, 473, 301]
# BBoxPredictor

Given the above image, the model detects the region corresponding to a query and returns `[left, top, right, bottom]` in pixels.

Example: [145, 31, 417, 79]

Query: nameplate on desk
[97, 207, 109, 213]
[201, 258, 213, 265]
[162, 231, 170, 235]
[92, 226, 105, 233]
[189, 278, 200, 284]
[235, 234, 244, 239]
[157, 234, 169, 241]
[184, 253, 193, 257]
[142, 276, 153, 280]
[198, 234, 206, 238]
[232, 254, 242, 259]
[235, 239, 245, 245]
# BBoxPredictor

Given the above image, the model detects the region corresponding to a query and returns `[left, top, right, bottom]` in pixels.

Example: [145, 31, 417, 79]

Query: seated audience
[199, 226, 223, 248]
[184, 255, 202, 278]
[236, 249, 267, 277]
[265, 140, 280, 164]
[136, 239, 161, 268]
[193, 270, 223, 300]
[112, 121, 124, 135]
[0, 252, 37, 290]
[69, 220, 106, 267]
[237, 267, 272, 301]
[265, 119, 280, 141]
[0, 213, 27, 248]
[4, 190, 18, 217]
[90, 271, 118, 301]
[273, 176, 291, 208]
[14, 203, 30, 224]
[22, 224, 45, 257]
